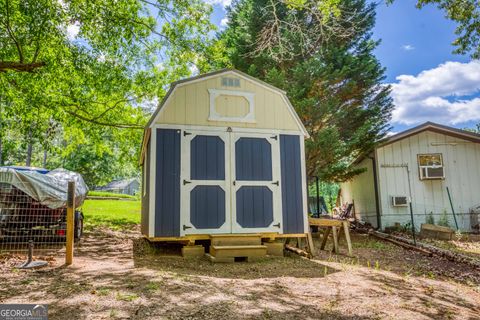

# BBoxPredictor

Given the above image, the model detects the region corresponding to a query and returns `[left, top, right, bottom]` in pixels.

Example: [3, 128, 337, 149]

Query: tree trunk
[43, 149, 47, 168]
[26, 128, 33, 167]
[0, 136, 3, 166]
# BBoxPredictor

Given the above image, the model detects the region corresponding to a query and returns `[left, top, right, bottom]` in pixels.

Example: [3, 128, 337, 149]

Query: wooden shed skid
[144, 232, 309, 244]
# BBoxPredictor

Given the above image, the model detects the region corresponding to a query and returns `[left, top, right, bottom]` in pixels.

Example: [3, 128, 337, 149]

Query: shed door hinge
[183, 225, 192, 230]
[183, 179, 191, 185]
[273, 223, 281, 228]
[272, 181, 279, 186]
[183, 131, 192, 136]
[270, 135, 278, 140]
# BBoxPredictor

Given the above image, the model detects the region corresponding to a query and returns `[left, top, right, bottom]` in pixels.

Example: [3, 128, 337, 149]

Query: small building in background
[98, 178, 140, 195]
[341, 122, 480, 231]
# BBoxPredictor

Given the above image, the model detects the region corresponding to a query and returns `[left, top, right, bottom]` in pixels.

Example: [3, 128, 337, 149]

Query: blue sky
[207, 0, 480, 133]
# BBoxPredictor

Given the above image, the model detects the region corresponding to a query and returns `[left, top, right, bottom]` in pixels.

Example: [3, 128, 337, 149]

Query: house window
[418, 154, 444, 180]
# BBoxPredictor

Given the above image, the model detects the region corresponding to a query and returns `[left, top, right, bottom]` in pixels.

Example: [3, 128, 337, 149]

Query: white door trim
[230, 132, 283, 234]
[148, 128, 157, 237]
[180, 130, 231, 235]
[152, 123, 303, 136]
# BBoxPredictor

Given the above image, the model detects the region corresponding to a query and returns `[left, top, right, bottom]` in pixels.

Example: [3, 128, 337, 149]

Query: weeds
[438, 210, 450, 227]
[354, 239, 388, 250]
[145, 282, 160, 291]
[96, 288, 110, 296]
[109, 309, 117, 318]
[425, 212, 435, 225]
[115, 292, 139, 302]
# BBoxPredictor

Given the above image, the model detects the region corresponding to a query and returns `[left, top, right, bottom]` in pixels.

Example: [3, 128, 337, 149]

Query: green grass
[88, 191, 137, 199]
[81, 199, 141, 230]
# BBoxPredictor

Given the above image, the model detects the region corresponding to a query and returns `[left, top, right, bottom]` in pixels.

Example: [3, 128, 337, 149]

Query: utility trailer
[0, 167, 88, 243]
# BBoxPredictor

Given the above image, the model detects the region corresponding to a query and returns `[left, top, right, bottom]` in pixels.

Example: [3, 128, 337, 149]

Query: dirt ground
[1, 228, 480, 320]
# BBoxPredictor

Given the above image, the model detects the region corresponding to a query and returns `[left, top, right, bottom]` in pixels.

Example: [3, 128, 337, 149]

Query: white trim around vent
[208, 89, 256, 123]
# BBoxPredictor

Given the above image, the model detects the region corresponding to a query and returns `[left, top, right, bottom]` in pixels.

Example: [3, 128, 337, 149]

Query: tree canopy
[0, 0, 216, 187]
[219, 0, 393, 182]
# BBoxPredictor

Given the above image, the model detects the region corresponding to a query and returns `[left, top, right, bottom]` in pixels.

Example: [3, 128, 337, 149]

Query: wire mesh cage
[0, 181, 68, 252]
[0, 169, 85, 268]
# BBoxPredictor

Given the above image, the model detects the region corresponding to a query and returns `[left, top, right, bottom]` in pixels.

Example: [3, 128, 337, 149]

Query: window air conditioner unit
[392, 196, 408, 207]
[420, 166, 444, 180]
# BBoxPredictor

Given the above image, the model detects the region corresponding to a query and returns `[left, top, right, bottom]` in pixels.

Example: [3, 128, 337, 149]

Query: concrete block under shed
[181, 245, 205, 258]
[420, 224, 454, 240]
[263, 241, 284, 256]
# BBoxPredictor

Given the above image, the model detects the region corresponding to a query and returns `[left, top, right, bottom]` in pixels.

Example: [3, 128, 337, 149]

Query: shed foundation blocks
[263, 241, 284, 257]
[181, 245, 205, 258]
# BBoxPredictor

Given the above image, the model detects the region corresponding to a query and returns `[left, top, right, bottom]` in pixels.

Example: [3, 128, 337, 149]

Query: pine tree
[220, 0, 394, 181]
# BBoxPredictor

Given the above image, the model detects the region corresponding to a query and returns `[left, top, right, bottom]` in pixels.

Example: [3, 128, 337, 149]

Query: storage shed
[139, 69, 309, 245]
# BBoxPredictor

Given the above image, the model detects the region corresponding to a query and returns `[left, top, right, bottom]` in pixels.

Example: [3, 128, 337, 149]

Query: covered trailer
[140, 69, 309, 245]
[0, 167, 88, 241]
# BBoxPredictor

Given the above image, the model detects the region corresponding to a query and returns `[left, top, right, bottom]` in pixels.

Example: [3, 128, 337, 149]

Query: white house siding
[340, 158, 378, 227]
[376, 130, 480, 231]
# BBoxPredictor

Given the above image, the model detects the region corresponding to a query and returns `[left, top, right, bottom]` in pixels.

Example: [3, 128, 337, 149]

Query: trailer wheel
[74, 213, 84, 241]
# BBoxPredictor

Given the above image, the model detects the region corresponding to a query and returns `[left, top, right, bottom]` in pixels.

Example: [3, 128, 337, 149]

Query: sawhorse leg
[332, 226, 339, 254]
[320, 227, 330, 250]
[343, 221, 353, 256]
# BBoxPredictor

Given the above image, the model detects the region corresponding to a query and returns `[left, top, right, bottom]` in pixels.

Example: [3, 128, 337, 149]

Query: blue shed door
[180, 130, 283, 235]
[230, 132, 283, 233]
[180, 130, 231, 234]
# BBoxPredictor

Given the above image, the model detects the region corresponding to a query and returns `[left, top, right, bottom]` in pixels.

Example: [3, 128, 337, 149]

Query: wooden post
[65, 181, 75, 265]
[306, 232, 315, 257]
[331, 226, 339, 254]
[342, 221, 353, 256]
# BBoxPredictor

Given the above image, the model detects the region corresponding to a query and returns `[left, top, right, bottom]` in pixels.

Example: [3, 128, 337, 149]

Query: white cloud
[401, 44, 415, 51]
[66, 22, 80, 40]
[390, 60, 480, 126]
[220, 17, 229, 27]
[204, 0, 232, 9]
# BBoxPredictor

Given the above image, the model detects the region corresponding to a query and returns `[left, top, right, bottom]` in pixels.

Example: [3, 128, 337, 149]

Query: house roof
[353, 122, 480, 165]
[103, 178, 139, 190]
[380, 121, 480, 146]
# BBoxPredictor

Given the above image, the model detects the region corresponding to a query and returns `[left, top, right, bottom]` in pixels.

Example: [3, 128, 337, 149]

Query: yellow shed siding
[155, 73, 300, 131]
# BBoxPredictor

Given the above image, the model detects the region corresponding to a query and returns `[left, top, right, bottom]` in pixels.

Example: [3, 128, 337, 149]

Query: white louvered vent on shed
[221, 77, 240, 87]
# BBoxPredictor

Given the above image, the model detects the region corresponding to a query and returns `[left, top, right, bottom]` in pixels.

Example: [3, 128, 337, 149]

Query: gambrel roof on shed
[141, 69, 309, 164]
[145, 69, 308, 136]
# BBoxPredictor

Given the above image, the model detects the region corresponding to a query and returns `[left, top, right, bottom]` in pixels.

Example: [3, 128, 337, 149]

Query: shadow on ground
[1, 229, 479, 320]
[132, 237, 339, 280]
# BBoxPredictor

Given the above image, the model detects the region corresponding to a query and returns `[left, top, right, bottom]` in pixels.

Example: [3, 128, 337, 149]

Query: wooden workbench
[309, 217, 353, 256]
